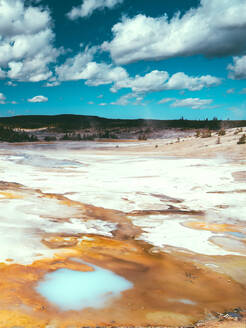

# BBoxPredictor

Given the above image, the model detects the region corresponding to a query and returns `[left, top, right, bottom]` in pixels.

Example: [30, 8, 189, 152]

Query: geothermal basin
[0, 138, 245, 327]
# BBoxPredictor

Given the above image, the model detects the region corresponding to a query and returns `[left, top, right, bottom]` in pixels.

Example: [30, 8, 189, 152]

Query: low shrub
[218, 129, 226, 136]
[195, 130, 200, 138]
[234, 128, 243, 135]
[201, 130, 212, 138]
[138, 134, 147, 140]
[237, 134, 246, 144]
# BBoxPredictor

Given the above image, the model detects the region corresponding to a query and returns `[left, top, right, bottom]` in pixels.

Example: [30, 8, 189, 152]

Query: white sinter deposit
[0, 141, 245, 260]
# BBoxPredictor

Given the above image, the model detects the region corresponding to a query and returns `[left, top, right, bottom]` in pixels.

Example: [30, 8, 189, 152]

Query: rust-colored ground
[0, 217, 246, 327]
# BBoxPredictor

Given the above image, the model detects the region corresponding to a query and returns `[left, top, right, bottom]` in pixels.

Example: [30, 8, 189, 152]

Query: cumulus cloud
[28, 95, 48, 103]
[111, 70, 169, 93]
[55, 48, 220, 93]
[158, 96, 214, 109]
[55, 47, 95, 80]
[171, 98, 213, 109]
[165, 73, 221, 91]
[56, 47, 128, 86]
[0, 0, 59, 82]
[102, 0, 246, 64]
[228, 56, 246, 80]
[0, 93, 6, 104]
[44, 81, 61, 87]
[111, 70, 221, 93]
[111, 93, 143, 106]
[68, 0, 124, 19]
[84, 63, 128, 86]
[158, 97, 174, 104]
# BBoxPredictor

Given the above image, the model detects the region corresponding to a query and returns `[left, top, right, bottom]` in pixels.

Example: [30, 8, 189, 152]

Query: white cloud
[85, 63, 128, 86]
[88, 101, 94, 104]
[56, 48, 128, 86]
[0, 93, 6, 104]
[228, 56, 246, 80]
[28, 95, 48, 103]
[158, 97, 174, 104]
[99, 102, 107, 106]
[0, 0, 59, 82]
[68, 0, 123, 19]
[55, 47, 95, 81]
[45, 81, 61, 87]
[164, 72, 221, 91]
[171, 98, 213, 109]
[55, 49, 220, 94]
[111, 70, 169, 93]
[111, 93, 144, 106]
[111, 70, 221, 93]
[102, 0, 246, 64]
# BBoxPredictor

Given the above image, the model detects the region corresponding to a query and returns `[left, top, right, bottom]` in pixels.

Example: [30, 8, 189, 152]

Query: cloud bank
[55, 49, 220, 94]
[102, 0, 246, 64]
[0, 0, 59, 82]
[171, 98, 213, 109]
[111, 70, 221, 93]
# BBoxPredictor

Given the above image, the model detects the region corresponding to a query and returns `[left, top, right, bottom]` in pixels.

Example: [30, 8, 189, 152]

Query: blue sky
[0, 0, 246, 120]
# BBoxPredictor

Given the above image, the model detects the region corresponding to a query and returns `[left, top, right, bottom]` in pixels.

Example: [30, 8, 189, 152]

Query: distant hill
[0, 114, 245, 131]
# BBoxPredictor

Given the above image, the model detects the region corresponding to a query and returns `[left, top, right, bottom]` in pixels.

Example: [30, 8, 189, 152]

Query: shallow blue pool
[35, 259, 133, 311]
[228, 231, 245, 238]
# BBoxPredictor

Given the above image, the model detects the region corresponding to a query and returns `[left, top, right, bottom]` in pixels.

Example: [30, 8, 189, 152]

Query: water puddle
[35, 259, 133, 311]
[228, 231, 246, 239]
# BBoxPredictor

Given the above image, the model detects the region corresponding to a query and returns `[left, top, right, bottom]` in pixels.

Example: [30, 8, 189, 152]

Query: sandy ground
[88, 129, 246, 161]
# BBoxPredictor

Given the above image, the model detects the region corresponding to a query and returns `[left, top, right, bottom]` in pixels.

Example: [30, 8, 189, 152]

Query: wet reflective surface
[36, 259, 133, 311]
